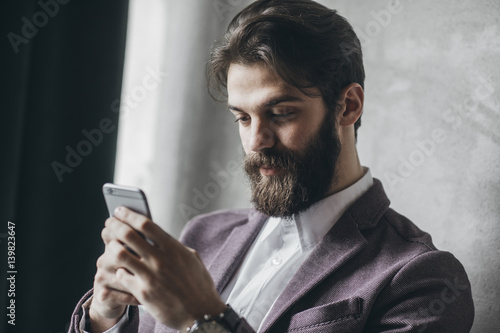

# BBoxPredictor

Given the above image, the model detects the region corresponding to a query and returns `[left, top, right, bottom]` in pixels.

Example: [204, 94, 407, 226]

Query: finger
[115, 268, 145, 303]
[93, 285, 140, 307]
[108, 239, 149, 277]
[105, 217, 153, 259]
[101, 224, 114, 244]
[97, 243, 133, 273]
[101, 217, 127, 244]
[114, 207, 173, 248]
[95, 258, 129, 291]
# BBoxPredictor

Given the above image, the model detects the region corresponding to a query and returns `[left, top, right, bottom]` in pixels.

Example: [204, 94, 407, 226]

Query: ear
[337, 83, 364, 127]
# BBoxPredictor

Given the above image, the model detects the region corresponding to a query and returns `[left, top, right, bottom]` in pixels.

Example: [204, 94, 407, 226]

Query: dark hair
[207, 0, 365, 137]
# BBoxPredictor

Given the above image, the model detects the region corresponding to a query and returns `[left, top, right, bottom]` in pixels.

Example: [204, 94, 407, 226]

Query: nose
[247, 121, 276, 152]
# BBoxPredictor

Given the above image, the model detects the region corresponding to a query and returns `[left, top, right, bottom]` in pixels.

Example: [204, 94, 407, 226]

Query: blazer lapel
[259, 179, 390, 332]
[259, 213, 367, 332]
[207, 210, 268, 293]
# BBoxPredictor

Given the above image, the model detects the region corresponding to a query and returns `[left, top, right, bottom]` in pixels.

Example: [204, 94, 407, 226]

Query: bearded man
[69, 0, 474, 332]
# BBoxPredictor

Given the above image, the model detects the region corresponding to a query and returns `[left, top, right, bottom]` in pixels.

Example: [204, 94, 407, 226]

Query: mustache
[244, 149, 298, 170]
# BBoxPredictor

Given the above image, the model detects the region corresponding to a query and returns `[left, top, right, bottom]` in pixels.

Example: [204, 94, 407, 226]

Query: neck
[332, 156, 364, 194]
[328, 135, 364, 195]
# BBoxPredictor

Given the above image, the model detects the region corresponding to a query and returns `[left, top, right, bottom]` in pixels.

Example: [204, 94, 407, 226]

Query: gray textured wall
[320, 0, 499, 331]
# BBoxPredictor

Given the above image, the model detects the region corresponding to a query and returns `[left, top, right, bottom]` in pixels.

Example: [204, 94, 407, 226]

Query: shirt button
[272, 258, 282, 265]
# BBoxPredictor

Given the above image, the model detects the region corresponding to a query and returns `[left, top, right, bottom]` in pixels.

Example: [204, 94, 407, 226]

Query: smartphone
[102, 183, 152, 219]
[102, 183, 154, 250]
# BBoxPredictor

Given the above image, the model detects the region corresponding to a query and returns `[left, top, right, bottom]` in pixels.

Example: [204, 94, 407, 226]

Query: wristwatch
[186, 305, 242, 333]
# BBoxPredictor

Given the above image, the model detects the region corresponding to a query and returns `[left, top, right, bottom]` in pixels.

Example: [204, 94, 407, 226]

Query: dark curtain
[1, 1, 129, 332]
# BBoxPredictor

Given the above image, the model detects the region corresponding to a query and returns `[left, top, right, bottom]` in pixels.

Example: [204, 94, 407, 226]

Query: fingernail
[114, 206, 123, 217]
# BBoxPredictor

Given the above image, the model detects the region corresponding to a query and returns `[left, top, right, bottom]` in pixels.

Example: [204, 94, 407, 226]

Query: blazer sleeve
[67, 290, 254, 333]
[365, 250, 474, 332]
[67, 289, 141, 333]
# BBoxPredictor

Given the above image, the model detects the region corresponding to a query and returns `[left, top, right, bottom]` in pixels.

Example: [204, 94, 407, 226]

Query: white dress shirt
[81, 168, 373, 332]
[220, 168, 373, 331]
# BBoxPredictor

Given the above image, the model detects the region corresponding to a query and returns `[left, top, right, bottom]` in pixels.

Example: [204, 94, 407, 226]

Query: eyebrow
[228, 94, 304, 112]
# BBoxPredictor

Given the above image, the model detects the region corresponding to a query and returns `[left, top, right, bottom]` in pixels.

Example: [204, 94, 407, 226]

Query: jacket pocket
[287, 297, 362, 332]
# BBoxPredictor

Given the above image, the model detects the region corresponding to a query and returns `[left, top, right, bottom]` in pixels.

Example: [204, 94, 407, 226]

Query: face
[227, 63, 341, 217]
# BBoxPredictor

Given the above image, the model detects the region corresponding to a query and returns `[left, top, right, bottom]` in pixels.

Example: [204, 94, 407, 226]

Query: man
[69, 0, 474, 332]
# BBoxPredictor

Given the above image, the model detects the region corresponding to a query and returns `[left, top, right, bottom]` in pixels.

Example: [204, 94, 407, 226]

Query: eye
[271, 111, 295, 122]
[234, 116, 250, 125]
[272, 113, 292, 119]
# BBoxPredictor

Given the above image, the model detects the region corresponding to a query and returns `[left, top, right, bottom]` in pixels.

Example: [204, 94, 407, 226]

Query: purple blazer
[69, 179, 474, 332]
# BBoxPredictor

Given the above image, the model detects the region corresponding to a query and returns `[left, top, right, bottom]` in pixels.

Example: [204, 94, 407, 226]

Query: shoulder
[183, 207, 253, 233]
[188, 208, 253, 225]
[179, 208, 265, 269]
[379, 207, 437, 251]
[368, 248, 474, 331]
[179, 208, 253, 245]
[378, 207, 471, 289]
[363, 209, 474, 331]
[368, 207, 468, 276]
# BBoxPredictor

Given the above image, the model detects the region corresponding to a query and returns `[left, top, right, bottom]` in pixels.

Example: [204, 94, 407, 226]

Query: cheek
[278, 126, 309, 151]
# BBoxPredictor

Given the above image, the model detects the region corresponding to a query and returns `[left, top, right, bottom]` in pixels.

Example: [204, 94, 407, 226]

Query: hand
[89, 214, 142, 332]
[105, 206, 227, 330]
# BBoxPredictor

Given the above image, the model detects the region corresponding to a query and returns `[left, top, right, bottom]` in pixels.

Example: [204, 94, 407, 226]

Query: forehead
[227, 63, 313, 109]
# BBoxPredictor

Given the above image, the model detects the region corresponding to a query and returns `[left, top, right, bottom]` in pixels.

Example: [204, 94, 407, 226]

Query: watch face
[193, 321, 229, 333]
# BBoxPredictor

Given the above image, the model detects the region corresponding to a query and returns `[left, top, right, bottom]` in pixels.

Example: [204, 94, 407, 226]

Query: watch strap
[219, 305, 240, 331]
[220, 305, 254, 333]
[187, 304, 255, 333]
[230, 317, 254, 333]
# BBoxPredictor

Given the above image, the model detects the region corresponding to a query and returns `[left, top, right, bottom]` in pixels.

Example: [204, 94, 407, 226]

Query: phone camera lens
[107, 188, 113, 194]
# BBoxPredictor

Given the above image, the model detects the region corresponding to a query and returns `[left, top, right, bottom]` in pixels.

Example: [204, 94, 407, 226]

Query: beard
[244, 112, 341, 217]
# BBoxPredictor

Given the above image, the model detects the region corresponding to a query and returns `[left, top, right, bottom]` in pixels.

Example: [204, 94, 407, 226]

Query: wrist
[181, 301, 226, 331]
[186, 304, 242, 333]
[88, 300, 126, 333]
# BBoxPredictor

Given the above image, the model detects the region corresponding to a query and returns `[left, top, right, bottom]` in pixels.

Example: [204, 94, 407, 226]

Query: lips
[259, 165, 283, 176]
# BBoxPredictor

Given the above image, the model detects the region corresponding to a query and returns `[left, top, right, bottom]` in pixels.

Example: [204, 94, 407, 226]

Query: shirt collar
[293, 167, 373, 251]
